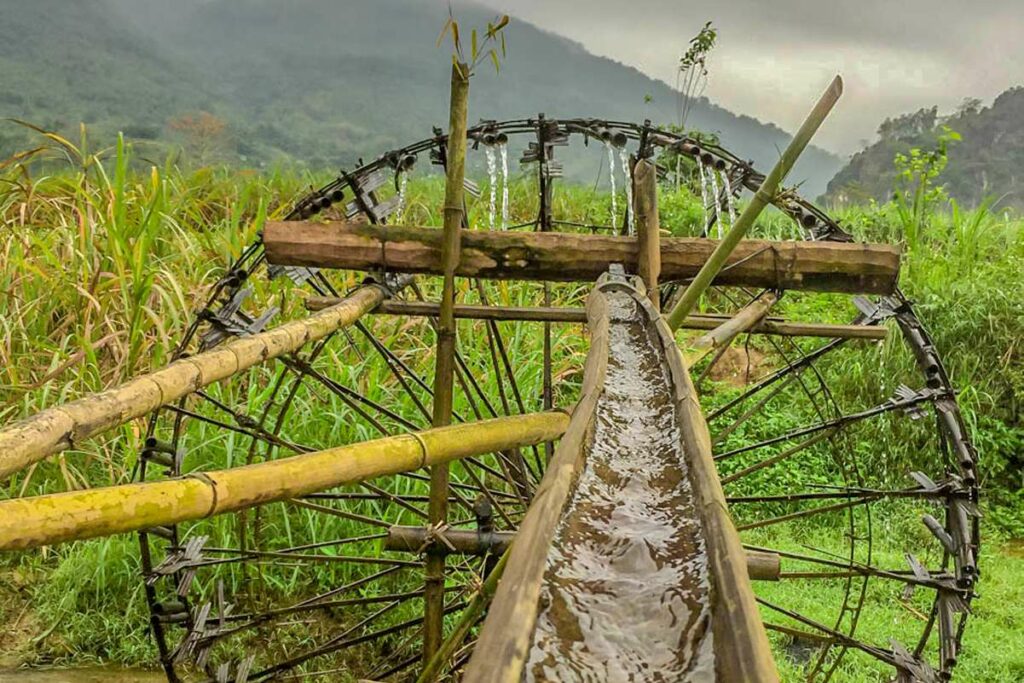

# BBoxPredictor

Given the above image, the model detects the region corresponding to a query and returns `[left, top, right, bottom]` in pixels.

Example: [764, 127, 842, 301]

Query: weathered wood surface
[0, 412, 568, 552]
[0, 282, 399, 482]
[264, 221, 901, 294]
[633, 158, 661, 309]
[688, 292, 779, 364]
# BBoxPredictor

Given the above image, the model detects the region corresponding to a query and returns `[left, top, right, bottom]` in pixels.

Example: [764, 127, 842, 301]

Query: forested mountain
[0, 0, 843, 193]
[825, 87, 1024, 208]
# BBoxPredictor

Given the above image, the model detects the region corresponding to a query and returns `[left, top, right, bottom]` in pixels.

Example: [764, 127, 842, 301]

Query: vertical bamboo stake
[634, 158, 661, 310]
[424, 60, 470, 665]
[666, 76, 843, 331]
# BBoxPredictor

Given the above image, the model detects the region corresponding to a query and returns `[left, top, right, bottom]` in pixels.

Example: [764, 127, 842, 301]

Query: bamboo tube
[0, 411, 568, 552]
[384, 525, 778, 578]
[265, 221, 901, 295]
[0, 282, 396, 482]
[666, 76, 844, 331]
[633, 158, 661, 310]
[385, 526, 514, 555]
[687, 292, 779, 363]
[424, 60, 471, 664]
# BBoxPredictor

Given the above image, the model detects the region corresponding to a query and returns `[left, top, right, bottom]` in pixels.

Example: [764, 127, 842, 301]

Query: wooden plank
[264, 221, 902, 294]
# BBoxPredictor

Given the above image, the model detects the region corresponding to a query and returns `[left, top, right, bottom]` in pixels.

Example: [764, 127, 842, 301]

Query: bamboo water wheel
[0, 110, 977, 681]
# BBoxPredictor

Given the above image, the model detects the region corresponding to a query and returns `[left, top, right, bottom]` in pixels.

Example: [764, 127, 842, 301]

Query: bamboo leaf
[489, 49, 500, 74]
[471, 29, 478, 61]
[436, 17, 452, 48]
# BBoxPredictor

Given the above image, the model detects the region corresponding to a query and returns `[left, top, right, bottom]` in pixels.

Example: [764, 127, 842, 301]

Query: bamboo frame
[687, 292, 779, 363]
[0, 411, 568, 552]
[0, 282, 397, 481]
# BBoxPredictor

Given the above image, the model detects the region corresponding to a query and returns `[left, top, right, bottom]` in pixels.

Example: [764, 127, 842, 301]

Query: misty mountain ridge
[1, 0, 843, 195]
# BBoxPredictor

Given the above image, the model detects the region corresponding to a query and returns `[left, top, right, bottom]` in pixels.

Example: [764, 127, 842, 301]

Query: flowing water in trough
[525, 289, 714, 682]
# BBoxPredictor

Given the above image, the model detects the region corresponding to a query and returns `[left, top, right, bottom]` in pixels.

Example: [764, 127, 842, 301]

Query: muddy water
[525, 291, 714, 682]
[0, 669, 164, 683]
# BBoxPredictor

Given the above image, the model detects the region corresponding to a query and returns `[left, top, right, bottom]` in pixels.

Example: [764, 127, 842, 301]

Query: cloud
[475, 0, 1023, 154]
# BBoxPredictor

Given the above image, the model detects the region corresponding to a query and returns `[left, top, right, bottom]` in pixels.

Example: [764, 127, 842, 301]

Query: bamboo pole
[687, 292, 779, 363]
[666, 75, 844, 331]
[385, 525, 778, 579]
[633, 158, 661, 310]
[417, 548, 511, 683]
[424, 60, 470, 664]
[0, 412, 568, 552]
[0, 282, 399, 482]
[305, 298, 887, 340]
[265, 221, 901, 295]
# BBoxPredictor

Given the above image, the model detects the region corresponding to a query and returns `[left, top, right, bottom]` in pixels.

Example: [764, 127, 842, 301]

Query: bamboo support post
[416, 548, 511, 683]
[424, 60, 470, 664]
[0, 281, 401, 481]
[0, 412, 568, 552]
[633, 158, 661, 310]
[666, 75, 844, 331]
[266, 221, 900, 295]
[687, 292, 779, 363]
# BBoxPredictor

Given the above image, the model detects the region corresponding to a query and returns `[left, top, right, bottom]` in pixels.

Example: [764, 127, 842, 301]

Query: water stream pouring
[620, 148, 635, 235]
[606, 142, 618, 227]
[486, 145, 498, 230]
[696, 155, 711, 236]
[708, 165, 723, 238]
[500, 143, 510, 230]
[722, 171, 738, 230]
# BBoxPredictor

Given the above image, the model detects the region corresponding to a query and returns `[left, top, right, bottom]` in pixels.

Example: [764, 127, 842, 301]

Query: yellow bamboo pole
[0, 283, 395, 482]
[686, 292, 779, 364]
[0, 411, 569, 552]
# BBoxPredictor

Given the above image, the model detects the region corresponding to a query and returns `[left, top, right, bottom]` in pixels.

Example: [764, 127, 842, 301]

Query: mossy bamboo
[0, 411, 568, 552]
[0, 282, 395, 481]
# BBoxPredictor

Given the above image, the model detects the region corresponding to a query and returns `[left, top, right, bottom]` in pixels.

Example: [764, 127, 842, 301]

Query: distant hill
[0, 0, 843, 195]
[824, 87, 1024, 208]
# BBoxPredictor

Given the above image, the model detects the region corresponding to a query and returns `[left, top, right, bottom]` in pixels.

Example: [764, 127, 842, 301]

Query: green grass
[1, 134, 1022, 679]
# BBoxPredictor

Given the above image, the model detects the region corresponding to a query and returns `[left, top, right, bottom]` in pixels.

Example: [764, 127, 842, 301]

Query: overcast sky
[476, 0, 1023, 155]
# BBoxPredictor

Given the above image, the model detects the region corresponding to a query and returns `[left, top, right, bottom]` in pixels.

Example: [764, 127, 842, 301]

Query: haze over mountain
[1, 0, 843, 195]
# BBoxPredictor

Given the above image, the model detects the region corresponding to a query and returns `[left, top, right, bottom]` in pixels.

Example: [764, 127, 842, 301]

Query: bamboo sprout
[0, 411, 568, 552]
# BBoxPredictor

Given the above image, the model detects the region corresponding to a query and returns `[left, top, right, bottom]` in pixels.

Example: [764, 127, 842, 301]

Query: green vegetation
[0, 125, 1022, 680]
[826, 87, 1024, 208]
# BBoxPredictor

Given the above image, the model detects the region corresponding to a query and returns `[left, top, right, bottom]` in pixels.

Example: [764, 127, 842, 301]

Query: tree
[676, 22, 717, 130]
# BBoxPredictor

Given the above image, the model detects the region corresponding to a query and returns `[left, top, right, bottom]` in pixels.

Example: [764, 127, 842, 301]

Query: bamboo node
[183, 472, 219, 517]
[410, 431, 430, 469]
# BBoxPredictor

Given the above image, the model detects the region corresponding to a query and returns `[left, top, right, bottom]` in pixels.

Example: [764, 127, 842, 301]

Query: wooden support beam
[385, 525, 779, 580]
[0, 281, 403, 482]
[633, 158, 661, 310]
[265, 221, 900, 295]
[307, 298, 887, 340]
[0, 412, 568, 552]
